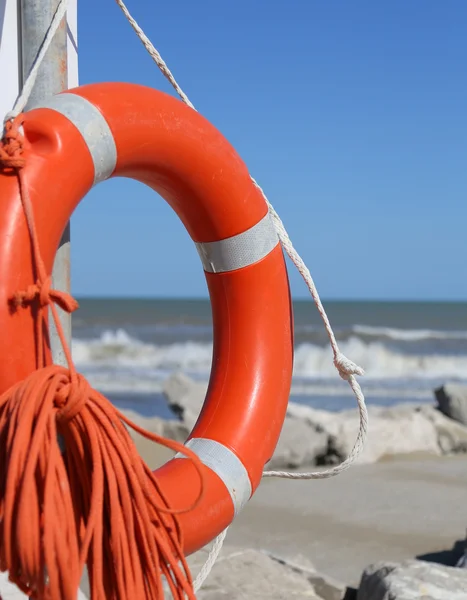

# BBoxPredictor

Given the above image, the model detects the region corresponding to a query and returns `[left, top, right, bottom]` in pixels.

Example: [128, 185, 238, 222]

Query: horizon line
[73, 295, 467, 303]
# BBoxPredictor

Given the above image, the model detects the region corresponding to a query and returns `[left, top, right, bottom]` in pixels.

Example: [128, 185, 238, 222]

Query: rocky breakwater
[190, 548, 346, 600]
[357, 559, 467, 600]
[191, 550, 467, 600]
[160, 373, 467, 468]
[123, 375, 467, 600]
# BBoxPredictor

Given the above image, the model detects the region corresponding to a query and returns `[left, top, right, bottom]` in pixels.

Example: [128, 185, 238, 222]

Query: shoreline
[120, 375, 467, 596]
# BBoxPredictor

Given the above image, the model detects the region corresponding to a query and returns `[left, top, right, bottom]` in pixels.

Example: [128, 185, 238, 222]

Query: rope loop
[334, 352, 365, 380]
[13, 277, 80, 313]
[0, 115, 26, 171]
[53, 370, 90, 424]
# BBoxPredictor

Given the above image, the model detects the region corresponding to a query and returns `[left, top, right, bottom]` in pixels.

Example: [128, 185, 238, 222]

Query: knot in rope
[13, 276, 79, 313]
[0, 115, 26, 171]
[54, 371, 91, 424]
[333, 352, 365, 380]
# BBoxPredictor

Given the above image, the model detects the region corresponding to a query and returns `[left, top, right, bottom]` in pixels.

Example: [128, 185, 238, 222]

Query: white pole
[0, 0, 21, 119]
[67, 0, 78, 89]
[0, 2, 82, 596]
[0, 0, 78, 365]
[0, 0, 78, 117]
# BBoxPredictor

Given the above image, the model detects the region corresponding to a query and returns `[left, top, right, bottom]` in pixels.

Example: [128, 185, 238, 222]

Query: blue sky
[71, 1, 467, 300]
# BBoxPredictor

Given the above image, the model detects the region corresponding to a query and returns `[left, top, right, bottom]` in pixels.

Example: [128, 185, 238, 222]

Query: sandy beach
[220, 456, 467, 586]
[1, 389, 465, 599]
[128, 412, 467, 593]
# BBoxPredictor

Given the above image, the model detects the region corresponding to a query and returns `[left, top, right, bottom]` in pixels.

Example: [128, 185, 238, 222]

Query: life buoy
[0, 83, 293, 555]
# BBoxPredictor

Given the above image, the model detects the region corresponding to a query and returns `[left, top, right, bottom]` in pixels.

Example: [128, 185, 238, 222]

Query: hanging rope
[0, 124, 204, 599]
[113, 1, 368, 476]
[114, 0, 369, 591]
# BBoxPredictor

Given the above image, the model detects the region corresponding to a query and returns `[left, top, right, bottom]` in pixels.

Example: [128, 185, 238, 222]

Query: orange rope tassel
[0, 117, 204, 599]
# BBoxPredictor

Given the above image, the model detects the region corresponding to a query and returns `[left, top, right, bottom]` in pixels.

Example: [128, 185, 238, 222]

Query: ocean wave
[294, 337, 467, 379]
[351, 325, 467, 341]
[72, 328, 467, 381]
[73, 329, 213, 371]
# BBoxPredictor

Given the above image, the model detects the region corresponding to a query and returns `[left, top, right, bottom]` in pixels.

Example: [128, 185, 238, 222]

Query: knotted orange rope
[0, 116, 204, 600]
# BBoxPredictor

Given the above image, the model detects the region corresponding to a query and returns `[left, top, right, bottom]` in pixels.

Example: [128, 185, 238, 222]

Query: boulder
[435, 384, 467, 426]
[266, 411, 328, 470]
[332, 404, 440, 464]
[357, 559, 467, 600]
[286, 402, 336, 431]
[162, 419, 190, 442]
[192, 547, 336, 599]
[419, 405, 467, 454]
[0, 572, 89, 599]
[455, 533, 467, 568]
[293, 403, 467, 465]
[0, 572, 29, 599]
[284, 403, 442, 465]
[161, 373, 467, 469]
[260, 550, 346, 600]
[122, 408, 190, 443]
[163, 372, 206, 429]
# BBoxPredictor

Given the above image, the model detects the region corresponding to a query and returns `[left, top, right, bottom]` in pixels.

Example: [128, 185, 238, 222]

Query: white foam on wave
[72, 328, 467, 383]
[295, 337, 467, 379]
[72, 329, 213, 372]
[352, 324, 467, 341]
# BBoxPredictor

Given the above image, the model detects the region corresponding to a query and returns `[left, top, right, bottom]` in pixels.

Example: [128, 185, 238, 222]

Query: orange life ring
[0, 83, 293, 555]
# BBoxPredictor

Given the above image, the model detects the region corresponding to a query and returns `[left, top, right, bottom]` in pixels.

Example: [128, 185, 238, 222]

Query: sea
[72, 299, 467, 419]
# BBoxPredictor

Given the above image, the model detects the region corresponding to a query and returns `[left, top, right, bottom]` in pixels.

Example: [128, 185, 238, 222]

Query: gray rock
[331, 405, 440, 464]
[163, 372, 206, 429]
[456, 553, 467, 568]
[296, 403, 467, 465]
[286, 403, 336, 430]
[161, 374, 467, 469]
[161, 419, 190, 442]
[193, 547, 325, 599]
[260, 550, 346, 600]
[285, 403, 444, 465]
[419, 405, 467, 454]
[0, 572, 89, 599]
[357, 559, 467, 600]
[455, 533, 467, 568]
[266, 412, 329, 469]
[123, 407, 190, 443]
[0, 573, 29, 599]
[435, 384, 467, 427]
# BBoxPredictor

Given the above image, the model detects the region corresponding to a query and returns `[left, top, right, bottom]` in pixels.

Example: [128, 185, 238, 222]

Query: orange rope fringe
[0, 116, 204, 599]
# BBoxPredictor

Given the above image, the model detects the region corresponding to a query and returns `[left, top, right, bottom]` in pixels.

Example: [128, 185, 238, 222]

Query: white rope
[3, 0, 70, 124]
[114, 0, 195, 110]
[193, 528, 228, 593]
[261, 190, 368, 480]
[114, 0, 369, 592]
